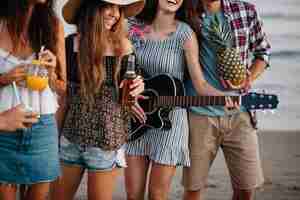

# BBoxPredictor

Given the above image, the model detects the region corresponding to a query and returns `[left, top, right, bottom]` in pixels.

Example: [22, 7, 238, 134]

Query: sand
[73, 130, 300, 200]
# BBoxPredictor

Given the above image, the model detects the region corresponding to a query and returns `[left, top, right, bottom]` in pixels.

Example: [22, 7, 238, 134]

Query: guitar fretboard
[156, 96, 240, 107]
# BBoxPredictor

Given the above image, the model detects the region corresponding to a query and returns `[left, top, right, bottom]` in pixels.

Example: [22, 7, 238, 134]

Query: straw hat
[63, 0, 145, 24]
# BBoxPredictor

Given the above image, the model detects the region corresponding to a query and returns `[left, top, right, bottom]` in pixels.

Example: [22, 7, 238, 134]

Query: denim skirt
[0, 114, 60, 185]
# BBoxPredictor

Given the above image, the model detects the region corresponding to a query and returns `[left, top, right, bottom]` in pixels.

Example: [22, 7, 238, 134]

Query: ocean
[56, 0, 300, 131]
[250, 0, 300, 130]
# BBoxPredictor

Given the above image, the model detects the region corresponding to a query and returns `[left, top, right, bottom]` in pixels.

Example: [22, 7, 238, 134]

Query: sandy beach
[73, 130, 300, 200]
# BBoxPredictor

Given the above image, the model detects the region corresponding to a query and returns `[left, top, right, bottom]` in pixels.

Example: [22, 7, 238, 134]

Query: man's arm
[225, 4, 272, 92]
[248, 59, 267, 84]
[248, 4, 271, 83]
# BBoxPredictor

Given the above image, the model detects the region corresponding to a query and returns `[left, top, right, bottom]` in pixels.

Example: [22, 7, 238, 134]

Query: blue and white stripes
[126, 21, 194, 167]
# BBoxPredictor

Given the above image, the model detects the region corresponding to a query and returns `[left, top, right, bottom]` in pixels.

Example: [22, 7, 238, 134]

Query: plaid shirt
[200, 0, 271, 68]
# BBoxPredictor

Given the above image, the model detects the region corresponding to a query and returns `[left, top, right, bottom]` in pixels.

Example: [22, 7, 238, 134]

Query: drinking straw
[12, 81, 21, 104]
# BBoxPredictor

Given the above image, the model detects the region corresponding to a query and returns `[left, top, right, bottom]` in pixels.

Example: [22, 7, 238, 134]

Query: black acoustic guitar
[129, 74, 279, 141]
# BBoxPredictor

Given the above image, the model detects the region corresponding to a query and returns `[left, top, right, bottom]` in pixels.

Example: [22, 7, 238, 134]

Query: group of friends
[0, 0, 271, 199]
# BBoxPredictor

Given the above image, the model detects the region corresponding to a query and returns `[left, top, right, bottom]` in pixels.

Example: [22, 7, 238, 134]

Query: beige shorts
[182, 112, 264, 191]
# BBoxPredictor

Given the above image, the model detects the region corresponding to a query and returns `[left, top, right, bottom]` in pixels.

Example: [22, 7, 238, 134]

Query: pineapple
[205, 15, 247, 87]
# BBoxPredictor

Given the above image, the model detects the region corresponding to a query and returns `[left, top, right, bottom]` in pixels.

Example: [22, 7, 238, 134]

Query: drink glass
[26, 61, 49, 92]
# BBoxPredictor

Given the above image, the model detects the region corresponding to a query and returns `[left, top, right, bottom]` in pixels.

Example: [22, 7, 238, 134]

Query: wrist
[247, 73, 255, 86]
[48, 72, 59, 91]
[47, 67, 55, 76]
[0, 73, 10, 87]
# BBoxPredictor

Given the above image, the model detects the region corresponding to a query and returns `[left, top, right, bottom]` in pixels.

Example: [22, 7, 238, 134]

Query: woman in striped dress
[125, 0, 225, 199]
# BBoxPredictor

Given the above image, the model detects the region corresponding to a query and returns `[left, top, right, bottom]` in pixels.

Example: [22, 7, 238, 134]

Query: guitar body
[129, 74, 185, 141]
[129, 74, 279, 141]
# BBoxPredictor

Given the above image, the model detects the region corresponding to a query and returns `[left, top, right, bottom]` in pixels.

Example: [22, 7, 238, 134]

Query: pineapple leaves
[205, 14, 233, 48]
[202, 15, 247, 88]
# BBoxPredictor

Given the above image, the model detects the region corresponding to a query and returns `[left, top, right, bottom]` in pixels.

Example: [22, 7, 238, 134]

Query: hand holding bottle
[120, 75, 144, 98]
[119, 54, 146, 123]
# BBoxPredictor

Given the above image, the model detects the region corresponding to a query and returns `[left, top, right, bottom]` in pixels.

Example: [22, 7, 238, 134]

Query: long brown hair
[135, 0, 188, 24]
[75, 1, 128, 103]
[184, 0, 204, 39]
[0, 0, 58, 55]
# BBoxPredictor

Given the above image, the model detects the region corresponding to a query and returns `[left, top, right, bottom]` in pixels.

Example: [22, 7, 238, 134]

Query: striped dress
[126, 21, 193, 166]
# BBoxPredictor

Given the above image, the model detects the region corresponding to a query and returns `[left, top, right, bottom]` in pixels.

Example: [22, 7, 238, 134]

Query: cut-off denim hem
[60, 159, 121, 172]
[0, 176, 59, 186]
[59, 136, 127, 172]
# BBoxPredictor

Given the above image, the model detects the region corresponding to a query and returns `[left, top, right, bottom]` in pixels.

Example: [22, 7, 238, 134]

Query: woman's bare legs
[49, 164, 84, 200]
[23, 183, 50, 200]
[0, 184, 17, 200]
[87, 169, 119, 200]
[148, 162, 176, 200]
[0, 183, 51, 200]
[125, 155, 150, 200]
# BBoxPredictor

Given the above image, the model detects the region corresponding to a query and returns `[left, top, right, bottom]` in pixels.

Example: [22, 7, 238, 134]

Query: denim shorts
[59, 136, 126, 171]
[0, 114, 60, 185]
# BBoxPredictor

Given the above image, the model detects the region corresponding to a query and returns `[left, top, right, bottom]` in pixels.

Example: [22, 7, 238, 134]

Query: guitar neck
[156, 96, 240, 107]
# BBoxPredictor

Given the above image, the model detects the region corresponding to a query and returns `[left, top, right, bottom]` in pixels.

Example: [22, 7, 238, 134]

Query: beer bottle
[121, 54, 137, 107]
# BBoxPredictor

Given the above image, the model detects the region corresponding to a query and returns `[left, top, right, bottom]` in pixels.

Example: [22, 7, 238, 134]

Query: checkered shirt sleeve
[248, 5, 271, 68]
[224, 0, 271, 68]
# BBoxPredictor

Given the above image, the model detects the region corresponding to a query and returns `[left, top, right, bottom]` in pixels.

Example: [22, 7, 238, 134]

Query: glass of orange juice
[26, 60, 49, 91]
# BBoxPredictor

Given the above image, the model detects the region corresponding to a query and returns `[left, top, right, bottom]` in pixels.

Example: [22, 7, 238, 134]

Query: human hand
[224, 96, 240, 113]
[220, 71, 252, 94]
[38, 47, 57, 71]
[0, 105, 39, 131]
[0, 65, 27, 85]
[129, 75, 144, 97]
[129, 95, 147, 124]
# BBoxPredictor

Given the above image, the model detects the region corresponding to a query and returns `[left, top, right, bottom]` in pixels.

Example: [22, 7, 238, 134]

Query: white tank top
[0, 48, 58, 114]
